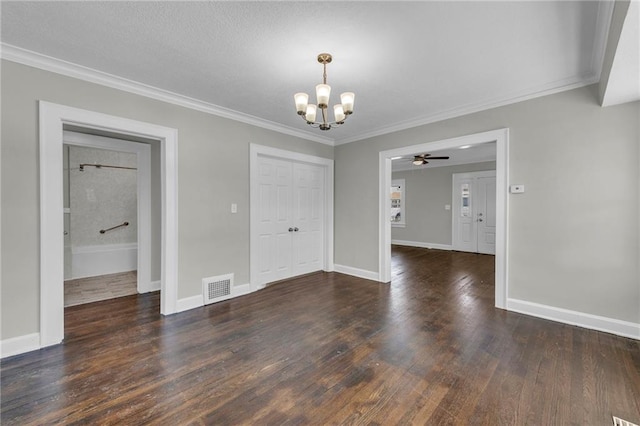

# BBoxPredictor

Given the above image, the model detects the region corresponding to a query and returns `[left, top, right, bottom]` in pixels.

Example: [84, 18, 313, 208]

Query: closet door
[256, 157, 293, 285]
[256, 157, 325, 286]
[292, 162, 324, 276]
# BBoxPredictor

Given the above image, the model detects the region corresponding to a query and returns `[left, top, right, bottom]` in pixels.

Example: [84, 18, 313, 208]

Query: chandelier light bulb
[305, 104, 317, 124]
[294, 93, 309, 115]
[316, 84, 331, 108]
[333, 104, 345, 123]
[340, 92, 355, 114]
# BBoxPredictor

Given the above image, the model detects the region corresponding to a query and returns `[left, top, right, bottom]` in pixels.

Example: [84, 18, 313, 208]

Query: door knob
[478, 218, 483, 222]
[294, 227, 299, 232]
[288, 227, 294, 232]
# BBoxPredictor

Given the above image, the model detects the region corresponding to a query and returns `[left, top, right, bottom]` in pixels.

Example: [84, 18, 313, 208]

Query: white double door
[452, 170, 496, 255]
[256, 156, 325, 286]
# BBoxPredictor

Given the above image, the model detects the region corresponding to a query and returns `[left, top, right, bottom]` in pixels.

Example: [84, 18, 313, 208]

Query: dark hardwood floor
[2, 246, 639, 424]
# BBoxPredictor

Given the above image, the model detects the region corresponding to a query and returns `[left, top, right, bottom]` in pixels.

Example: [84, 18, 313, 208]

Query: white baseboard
[0, 333, 41, 359]
[391, 240, 452, 251]
[507, 298, 640, 340]
[176, 294, 204, 313]
[334, 264, 380, 282]
[71, 243, 137, 279]
[176, 283, 253, 313]
[139, 280, 161, 293]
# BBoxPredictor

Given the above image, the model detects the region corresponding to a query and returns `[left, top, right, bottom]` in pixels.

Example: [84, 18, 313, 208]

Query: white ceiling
[0, 1, 619, 145]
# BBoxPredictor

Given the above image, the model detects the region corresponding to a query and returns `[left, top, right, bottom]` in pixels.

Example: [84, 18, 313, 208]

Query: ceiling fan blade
[425, 156, 450, 160]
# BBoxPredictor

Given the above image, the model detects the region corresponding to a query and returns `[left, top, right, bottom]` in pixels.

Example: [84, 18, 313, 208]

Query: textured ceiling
[1, 1, 612, 145]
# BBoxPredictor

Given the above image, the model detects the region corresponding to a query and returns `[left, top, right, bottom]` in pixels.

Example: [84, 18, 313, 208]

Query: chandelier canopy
[294, 53, 355, 131]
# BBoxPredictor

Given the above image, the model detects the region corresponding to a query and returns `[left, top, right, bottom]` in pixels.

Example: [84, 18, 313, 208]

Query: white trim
[176, 295, 203, 313]
[249, 144, 334, 292]
[139, 280, 161, 294]
[336, 77, 596, 145]
[64, 130, 152, 292]
[391, 240, 452, 251]
[591, 1, 616, 83]
[379, 129, 509, 309]
[0, 333, 41, 359]
[334, 264, 379, 282]
[335, 0, 613, 146]
[507, 298, 640, 340]
[176, 282, 253, 313]
[1, 2, 613, 151]
[39, 101, 179, 349]
[2, 44, 333, 146]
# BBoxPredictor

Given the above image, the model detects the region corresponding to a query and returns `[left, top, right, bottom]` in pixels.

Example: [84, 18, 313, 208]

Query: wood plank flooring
[64, 271, 138, 307]
[2, 246, 639, 424]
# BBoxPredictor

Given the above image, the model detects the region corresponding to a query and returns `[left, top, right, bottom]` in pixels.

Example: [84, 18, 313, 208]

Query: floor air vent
[613, 416, 639, 426]
[202, 273, 233, 305]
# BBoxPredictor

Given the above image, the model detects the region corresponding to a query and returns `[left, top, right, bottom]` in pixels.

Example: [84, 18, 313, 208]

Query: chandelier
[294, 53, 355, 131]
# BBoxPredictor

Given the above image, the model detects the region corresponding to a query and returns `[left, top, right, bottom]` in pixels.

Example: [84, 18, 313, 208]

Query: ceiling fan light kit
[294, 53, 355, 131]
[413, 153, 450, 165]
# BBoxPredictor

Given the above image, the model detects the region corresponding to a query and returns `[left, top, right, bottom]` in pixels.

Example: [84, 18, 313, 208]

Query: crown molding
[335, 74, 599, 146]
[0, 43, 335, 146]
[335, 2, 614, 146]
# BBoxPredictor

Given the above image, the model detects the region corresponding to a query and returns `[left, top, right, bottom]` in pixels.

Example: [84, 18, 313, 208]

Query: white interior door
[292, 162, 325, 276]
[256, 156, 324, 286]
[452, 170, 496, 254]
[256, 157, 293, 284]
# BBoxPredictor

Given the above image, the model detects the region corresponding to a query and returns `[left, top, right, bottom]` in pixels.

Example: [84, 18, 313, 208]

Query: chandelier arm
[300, 113, 351, 127]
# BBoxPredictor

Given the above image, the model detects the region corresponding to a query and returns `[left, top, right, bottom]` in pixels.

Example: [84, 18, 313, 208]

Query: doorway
[452, 170, 497, 254]
[63, 131, 153, 306]
[379, 128, 509, 309]
[39, 101, 178, 348]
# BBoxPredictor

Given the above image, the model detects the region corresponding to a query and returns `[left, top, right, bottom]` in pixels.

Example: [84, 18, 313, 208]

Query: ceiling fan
[412, 153, 450, 165]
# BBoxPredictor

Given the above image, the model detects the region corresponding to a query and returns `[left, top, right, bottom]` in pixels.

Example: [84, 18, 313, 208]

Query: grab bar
[100, 221, 129, 234]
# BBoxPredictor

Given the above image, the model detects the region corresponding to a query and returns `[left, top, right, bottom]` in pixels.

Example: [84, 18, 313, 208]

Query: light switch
[510, 184, 525, 193]
[445, 204, 451, 210]
[231, 203, 237, 213]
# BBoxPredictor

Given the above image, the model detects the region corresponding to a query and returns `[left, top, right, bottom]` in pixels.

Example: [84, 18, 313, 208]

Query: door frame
[39, 101, 179, 348]
[452, 170, 496, 253]
[63, 131, 152, 293]
[249, 144, 334, 292]
[378, 128, 509, 309]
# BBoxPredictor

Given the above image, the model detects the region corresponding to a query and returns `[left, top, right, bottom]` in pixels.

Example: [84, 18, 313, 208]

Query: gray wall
[0, 60, 333, 340]
[1, 58, 638, 341]
[335, 85, 639, 324]
[68, 146, 137, 247]
[392, 162, 496, 246]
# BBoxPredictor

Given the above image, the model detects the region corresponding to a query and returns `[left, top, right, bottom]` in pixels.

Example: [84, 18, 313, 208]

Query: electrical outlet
[231, 203, 237, 213]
